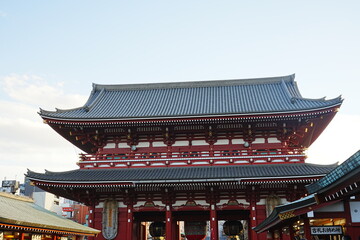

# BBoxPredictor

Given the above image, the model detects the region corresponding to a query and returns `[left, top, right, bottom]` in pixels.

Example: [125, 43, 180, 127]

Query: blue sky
[0, 1, 359, 181]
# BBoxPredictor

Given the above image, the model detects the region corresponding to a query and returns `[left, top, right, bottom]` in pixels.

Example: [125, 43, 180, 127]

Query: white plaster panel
[134, 200, 145, 207]
[133, 163, 146, 167]
[193, 161, 209, 165]
[218, 199, 230, 205]
[173, 141, 189, 146]
[218, 199, 249, 206]
[173, 200, 188, 207]
[118, 201, 127, 208]
[192, 140, 208, 146]
[268, 137, 281, 143]
[138, 142, 150, 147]
[259, 199, 266, 205]
[133, 200, 164, 207]
[253, 138, 265, 143]
[118, 143, 129, 148]
[214, 139, 229, 145]
[96, 202, 104, 208]
[193, 200, 208, 206]
[237, 199, 249, 205]
[170, 162, 187, 166]
[104, 143, 116, 149]
[214, 161, 228, 164]
[153, 141, 167, 147]
[272, 159, 285, 163]
[232, 139, 245, 144]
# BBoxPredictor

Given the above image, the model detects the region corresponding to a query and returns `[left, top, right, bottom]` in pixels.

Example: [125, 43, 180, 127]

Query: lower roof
[26, 163, 337, 184]
[0, 193, 100, 236]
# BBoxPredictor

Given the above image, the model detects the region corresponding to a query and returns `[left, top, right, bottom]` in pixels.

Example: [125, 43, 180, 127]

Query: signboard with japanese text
[310, 226, 342, 235]
[62, 207, 74, 212]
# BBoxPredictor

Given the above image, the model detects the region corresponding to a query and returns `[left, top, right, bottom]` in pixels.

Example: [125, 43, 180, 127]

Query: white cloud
[1, 74, 87, 110]
[0, 74, 87, 181]
[0, 11, 7, 18]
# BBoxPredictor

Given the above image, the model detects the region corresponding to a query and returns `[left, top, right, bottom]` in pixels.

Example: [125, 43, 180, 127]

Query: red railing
[77, 148, 306, 169]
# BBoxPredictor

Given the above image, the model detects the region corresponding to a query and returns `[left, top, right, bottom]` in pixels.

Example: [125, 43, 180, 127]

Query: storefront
[0, 192, 100, 240]
[254, 150, 360, 240]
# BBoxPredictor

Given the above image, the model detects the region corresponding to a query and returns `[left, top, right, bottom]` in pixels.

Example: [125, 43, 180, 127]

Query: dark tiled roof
[0, 192, 100, 235]
[26, 163, 337, 183]
[39, 74, 342, 120]
[306, 150, 360, 194]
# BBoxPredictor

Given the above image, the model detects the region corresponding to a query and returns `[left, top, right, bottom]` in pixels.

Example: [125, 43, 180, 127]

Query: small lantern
[223, 220, 243, 239]
[184, 221, 207, 240]
[149, 221, 165, 239]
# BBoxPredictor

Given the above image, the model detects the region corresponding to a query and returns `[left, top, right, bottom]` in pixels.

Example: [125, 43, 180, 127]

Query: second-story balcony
[77, 148, 306, 169]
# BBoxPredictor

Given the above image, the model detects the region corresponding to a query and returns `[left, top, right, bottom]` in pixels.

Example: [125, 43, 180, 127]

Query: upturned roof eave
[39, 102, 342, 123]
[26, 172, 329, 185]
[0, 218, 100, 235]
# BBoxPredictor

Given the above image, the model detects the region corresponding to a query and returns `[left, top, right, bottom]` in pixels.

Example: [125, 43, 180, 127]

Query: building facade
[254, 150, 360, 240]
[26, 75, 342, 240]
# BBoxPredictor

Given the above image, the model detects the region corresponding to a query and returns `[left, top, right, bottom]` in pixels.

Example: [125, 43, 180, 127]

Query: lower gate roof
[26, 163, 337, 185]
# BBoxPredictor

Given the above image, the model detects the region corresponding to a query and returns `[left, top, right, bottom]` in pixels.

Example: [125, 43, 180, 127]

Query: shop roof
[253, 194, 317, 233]
[39, 74, 342, 121]
[0, 192, 100, 236]
[306, 150, 360, 194]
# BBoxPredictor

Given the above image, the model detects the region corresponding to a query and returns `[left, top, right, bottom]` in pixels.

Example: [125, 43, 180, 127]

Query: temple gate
[27, 74, 342, 240]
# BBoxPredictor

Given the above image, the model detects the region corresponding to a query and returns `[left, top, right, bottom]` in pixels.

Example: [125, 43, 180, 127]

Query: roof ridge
[294, 95, 343, 102]
[92, 74, 296, 91]
[84, 88, 105, 112]
[0, 192, 34, 203]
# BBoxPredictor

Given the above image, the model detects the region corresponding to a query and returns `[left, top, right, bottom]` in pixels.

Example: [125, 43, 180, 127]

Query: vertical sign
[349, 201, 360, 222]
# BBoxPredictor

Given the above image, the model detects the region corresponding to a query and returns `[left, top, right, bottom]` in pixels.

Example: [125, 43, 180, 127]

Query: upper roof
[306, 149, 360, 194]
[26, 163, 337, 184]
[0, 192, 100, 236]
[39, 74, 342, 121]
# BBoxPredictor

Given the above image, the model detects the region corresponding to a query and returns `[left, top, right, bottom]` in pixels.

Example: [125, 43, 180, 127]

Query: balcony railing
[77, 148, 306, 169]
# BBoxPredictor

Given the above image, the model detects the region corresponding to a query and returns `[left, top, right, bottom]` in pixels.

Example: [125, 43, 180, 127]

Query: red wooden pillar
[288, 224, 295, 239]
[20, 232, 25, 240]
[210, 204, 219, 240]
[277, 229, 283, 240]
[166, 205, 173, 240]
[303, 218, 311, 240]
[126, 205, 134, 240]
[88, 206, 95, 228]
[249, 200, 258, 240]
